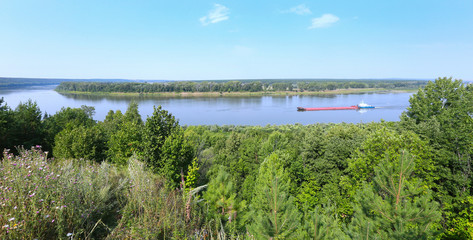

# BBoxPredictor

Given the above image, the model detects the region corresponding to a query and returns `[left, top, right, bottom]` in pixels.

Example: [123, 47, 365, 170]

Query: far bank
[55, 88, 417, 98]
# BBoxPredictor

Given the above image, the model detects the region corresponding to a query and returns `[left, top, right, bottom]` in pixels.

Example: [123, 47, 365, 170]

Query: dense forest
[55, 79, 428, 94]
[1, 77, 472, 239]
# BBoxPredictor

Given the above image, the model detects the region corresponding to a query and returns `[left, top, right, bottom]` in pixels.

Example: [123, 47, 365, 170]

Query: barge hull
[297, 106, 359, 111]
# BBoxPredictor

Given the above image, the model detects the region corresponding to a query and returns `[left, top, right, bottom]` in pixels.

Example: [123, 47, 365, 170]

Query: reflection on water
[1, 88, 414, 125]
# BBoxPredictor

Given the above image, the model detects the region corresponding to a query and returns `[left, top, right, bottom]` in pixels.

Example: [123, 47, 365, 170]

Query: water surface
[0, 86, 412, 125]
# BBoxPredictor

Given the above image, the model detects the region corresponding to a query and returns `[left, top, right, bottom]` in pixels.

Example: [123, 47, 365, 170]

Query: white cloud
[200, 4, 230, 26]
[289, 4, 311, 15]
[309, 14, 339, 29]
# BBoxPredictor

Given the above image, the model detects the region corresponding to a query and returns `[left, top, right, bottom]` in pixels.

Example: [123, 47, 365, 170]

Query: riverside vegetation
[54, 79, 428, 96]
[1, 77, 472, 239]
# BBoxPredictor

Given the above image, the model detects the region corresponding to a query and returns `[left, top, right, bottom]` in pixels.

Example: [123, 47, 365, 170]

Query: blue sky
[1, 0, 472, 80]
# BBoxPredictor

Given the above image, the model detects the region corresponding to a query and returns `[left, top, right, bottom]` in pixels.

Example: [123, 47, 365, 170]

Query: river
[0, 85, 413, 125]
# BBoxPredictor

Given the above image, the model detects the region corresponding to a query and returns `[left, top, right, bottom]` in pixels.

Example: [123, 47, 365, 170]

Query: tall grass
[1, 147, 216, 239]
[108, 157, 206, 239]
[0, 146, 126, 239]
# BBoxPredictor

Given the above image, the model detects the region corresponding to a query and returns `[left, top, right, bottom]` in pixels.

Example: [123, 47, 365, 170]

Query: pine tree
[204, 166, 240, 233]
[247, 153, 301, 239]
[348, 150, 441, 239]
[302, 204, 348, 240]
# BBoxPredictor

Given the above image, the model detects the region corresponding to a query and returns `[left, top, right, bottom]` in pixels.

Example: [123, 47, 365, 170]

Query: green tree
[404, 77, 473, 159]
[342, 127, 435, 200]
[402, 77, 473, 234]
[247, 153, 301, 239]
[53, 125, 106, 161]
[204, 166, 240, 233]
[348, 150, 441, 239]
[107, 120, 143, 165]
[299, 124, 366, 215]
[101, 109, 124, 136]
[301, 205, 348, 240]
[106, 103, 144, 165]
[142, 105, 180, 170]
[12, 100, 44, 149]
[158, 127, 194, 187]
[43, 105, 96, 154]
[123, 101, 142, 124]
[0, 98, 14, 151]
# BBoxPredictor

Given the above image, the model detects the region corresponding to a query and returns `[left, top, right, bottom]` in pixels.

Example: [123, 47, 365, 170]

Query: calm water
[0, 85, 413, 125]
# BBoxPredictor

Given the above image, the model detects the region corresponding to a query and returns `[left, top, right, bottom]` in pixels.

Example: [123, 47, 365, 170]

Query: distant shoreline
[55, 88, 417, 97]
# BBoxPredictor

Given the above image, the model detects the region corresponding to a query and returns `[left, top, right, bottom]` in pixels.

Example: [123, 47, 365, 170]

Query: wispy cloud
[200, 4, 230, 26]
[309, 14, 339, 29]
[288, 4, 311, 15]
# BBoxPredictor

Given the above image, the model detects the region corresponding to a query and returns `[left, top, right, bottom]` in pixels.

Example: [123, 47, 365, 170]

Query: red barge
[297, 105, 360, 111]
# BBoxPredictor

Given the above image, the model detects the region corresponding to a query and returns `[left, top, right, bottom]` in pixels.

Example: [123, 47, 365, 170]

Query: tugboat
[357, 101, 375, 109]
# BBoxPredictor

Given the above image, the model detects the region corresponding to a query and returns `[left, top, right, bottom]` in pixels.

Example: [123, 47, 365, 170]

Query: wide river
[0, 85, 413, 125]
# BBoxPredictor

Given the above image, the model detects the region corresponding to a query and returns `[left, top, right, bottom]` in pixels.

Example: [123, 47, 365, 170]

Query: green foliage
[296, 175, 320, 210]
[106, 103, 144, 165]
[343, 127, 435, 198]
[297, 124, 367, 217]
[10, 100, 44, 150]
[53, 125, 107, 161]
[185, 158, 200, 189]
[159, 127, 194, 188]
[349, 150, 441, 239]
[106, 121, 143, 165]
[43, 105, 96, 153]
[404, 76, 473, 161]
[55, 79, 427, 94]
[123, 101, 142, 124]
[301, 205, 348, 240]
[247, 153, 301, 239]
[403, 77, 473, 234]
[0, 97, 14, 151]
[204, 166, 240, 234]
[142, 105, 180, 171]
[440, 196, 473, 239]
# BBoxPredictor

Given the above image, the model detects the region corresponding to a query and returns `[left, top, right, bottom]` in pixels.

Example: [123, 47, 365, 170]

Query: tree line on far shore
[55, 79, 428, 93]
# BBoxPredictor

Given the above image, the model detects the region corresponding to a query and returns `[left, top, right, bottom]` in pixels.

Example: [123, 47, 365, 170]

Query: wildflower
[67, 233, 73, 237]
[45, 215, 49, 218]
[13, 206, 17, 210]
[51, 219, 55, 223]
[2, 225, 8, 229]
[8, 217, 14, 222]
